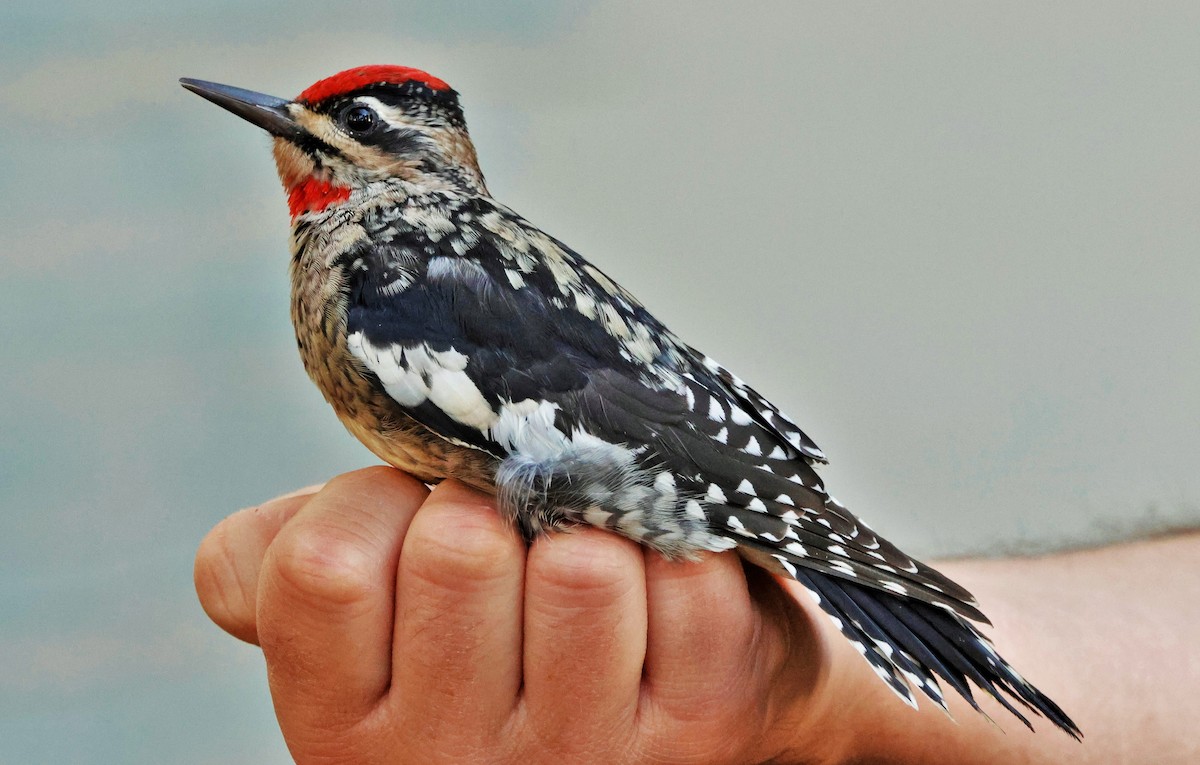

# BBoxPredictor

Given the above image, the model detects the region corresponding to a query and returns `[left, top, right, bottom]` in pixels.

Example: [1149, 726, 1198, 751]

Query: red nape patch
[298, 65, 451, 103]
[287, 178, 351, 217]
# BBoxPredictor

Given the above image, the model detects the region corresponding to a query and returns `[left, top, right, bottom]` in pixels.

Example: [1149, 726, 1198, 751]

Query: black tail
[790, 568, 1081, 739]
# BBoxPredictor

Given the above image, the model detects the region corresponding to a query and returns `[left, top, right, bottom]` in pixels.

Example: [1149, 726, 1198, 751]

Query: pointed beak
[180, 78, 303, 139]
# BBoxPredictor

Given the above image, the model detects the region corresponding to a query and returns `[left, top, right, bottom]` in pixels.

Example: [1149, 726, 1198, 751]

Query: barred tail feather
[884, 596, 1081, 738]
[741, 540, 1082, 739]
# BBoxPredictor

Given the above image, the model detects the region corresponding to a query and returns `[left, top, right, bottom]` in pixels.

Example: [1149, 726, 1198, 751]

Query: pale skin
[195, 466, 1200, 764]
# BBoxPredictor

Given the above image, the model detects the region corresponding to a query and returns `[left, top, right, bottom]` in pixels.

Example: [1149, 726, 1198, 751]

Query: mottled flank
[183, 67, 1080, 740]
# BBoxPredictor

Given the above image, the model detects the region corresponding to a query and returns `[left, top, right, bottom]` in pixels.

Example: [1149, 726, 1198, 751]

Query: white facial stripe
[291, 99, 424, 179]
[356, 97, 414, 133]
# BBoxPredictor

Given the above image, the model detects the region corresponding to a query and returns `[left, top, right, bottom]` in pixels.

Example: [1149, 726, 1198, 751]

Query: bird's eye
[340, 104, 378, 135]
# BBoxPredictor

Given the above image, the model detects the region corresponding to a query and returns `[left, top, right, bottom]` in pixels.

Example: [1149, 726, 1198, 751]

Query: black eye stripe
[315, 85, 466, 130]
[290, 132, 344, 160]
[376, 126, 425, 155]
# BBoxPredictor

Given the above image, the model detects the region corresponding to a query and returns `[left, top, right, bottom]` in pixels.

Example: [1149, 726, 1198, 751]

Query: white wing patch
[349, 334, 497, 430]
[349, 333, 586, 460]
[489, 398, 565, 460]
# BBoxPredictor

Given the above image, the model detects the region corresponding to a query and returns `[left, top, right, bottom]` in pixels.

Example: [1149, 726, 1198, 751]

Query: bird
[181, 65, 1079, 737]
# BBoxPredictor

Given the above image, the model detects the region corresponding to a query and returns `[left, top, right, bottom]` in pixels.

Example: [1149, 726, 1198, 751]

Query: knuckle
[640, 692, 763, 764]
[326, 464, 424, 498]
[639, 731, 744, 765]
[270, 526, 381, 607]
[531, 531, 638, 602]
[651, 673, 747, 726]
[516, 711, 619, 765]
[406, 507, 515, 589]
[641, 676, 771, 763]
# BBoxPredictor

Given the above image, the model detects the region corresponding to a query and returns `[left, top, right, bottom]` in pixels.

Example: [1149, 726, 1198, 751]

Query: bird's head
[181, 65, 486, 217]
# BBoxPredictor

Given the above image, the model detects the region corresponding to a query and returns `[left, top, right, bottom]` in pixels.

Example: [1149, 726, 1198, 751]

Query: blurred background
[2, 2, 1197, 762]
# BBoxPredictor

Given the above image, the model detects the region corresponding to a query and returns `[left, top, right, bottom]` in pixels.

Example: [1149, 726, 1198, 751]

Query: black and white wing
[340, 198, 1079, 737]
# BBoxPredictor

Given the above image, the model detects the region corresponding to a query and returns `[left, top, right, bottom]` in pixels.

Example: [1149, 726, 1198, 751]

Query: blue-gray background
[2, 2, 1197, 762]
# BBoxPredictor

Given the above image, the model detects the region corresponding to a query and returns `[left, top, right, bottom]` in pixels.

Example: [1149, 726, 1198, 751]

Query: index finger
[194, 483, 325, 644]
[258, 467, 428, 731]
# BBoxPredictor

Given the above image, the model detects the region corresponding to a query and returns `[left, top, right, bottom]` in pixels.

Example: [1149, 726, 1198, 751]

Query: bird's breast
[288, 228, 498, 492]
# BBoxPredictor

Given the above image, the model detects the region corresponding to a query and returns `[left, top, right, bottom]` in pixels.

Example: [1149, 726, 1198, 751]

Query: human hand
[194, 466, 871, 765]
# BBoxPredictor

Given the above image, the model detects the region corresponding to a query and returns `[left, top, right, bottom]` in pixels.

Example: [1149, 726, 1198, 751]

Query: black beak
[180, 78, 303, 139]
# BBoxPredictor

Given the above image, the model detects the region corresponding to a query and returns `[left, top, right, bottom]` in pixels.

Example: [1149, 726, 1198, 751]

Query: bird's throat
[286, 177, 351, 218]
[274, 140, 351, 218]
